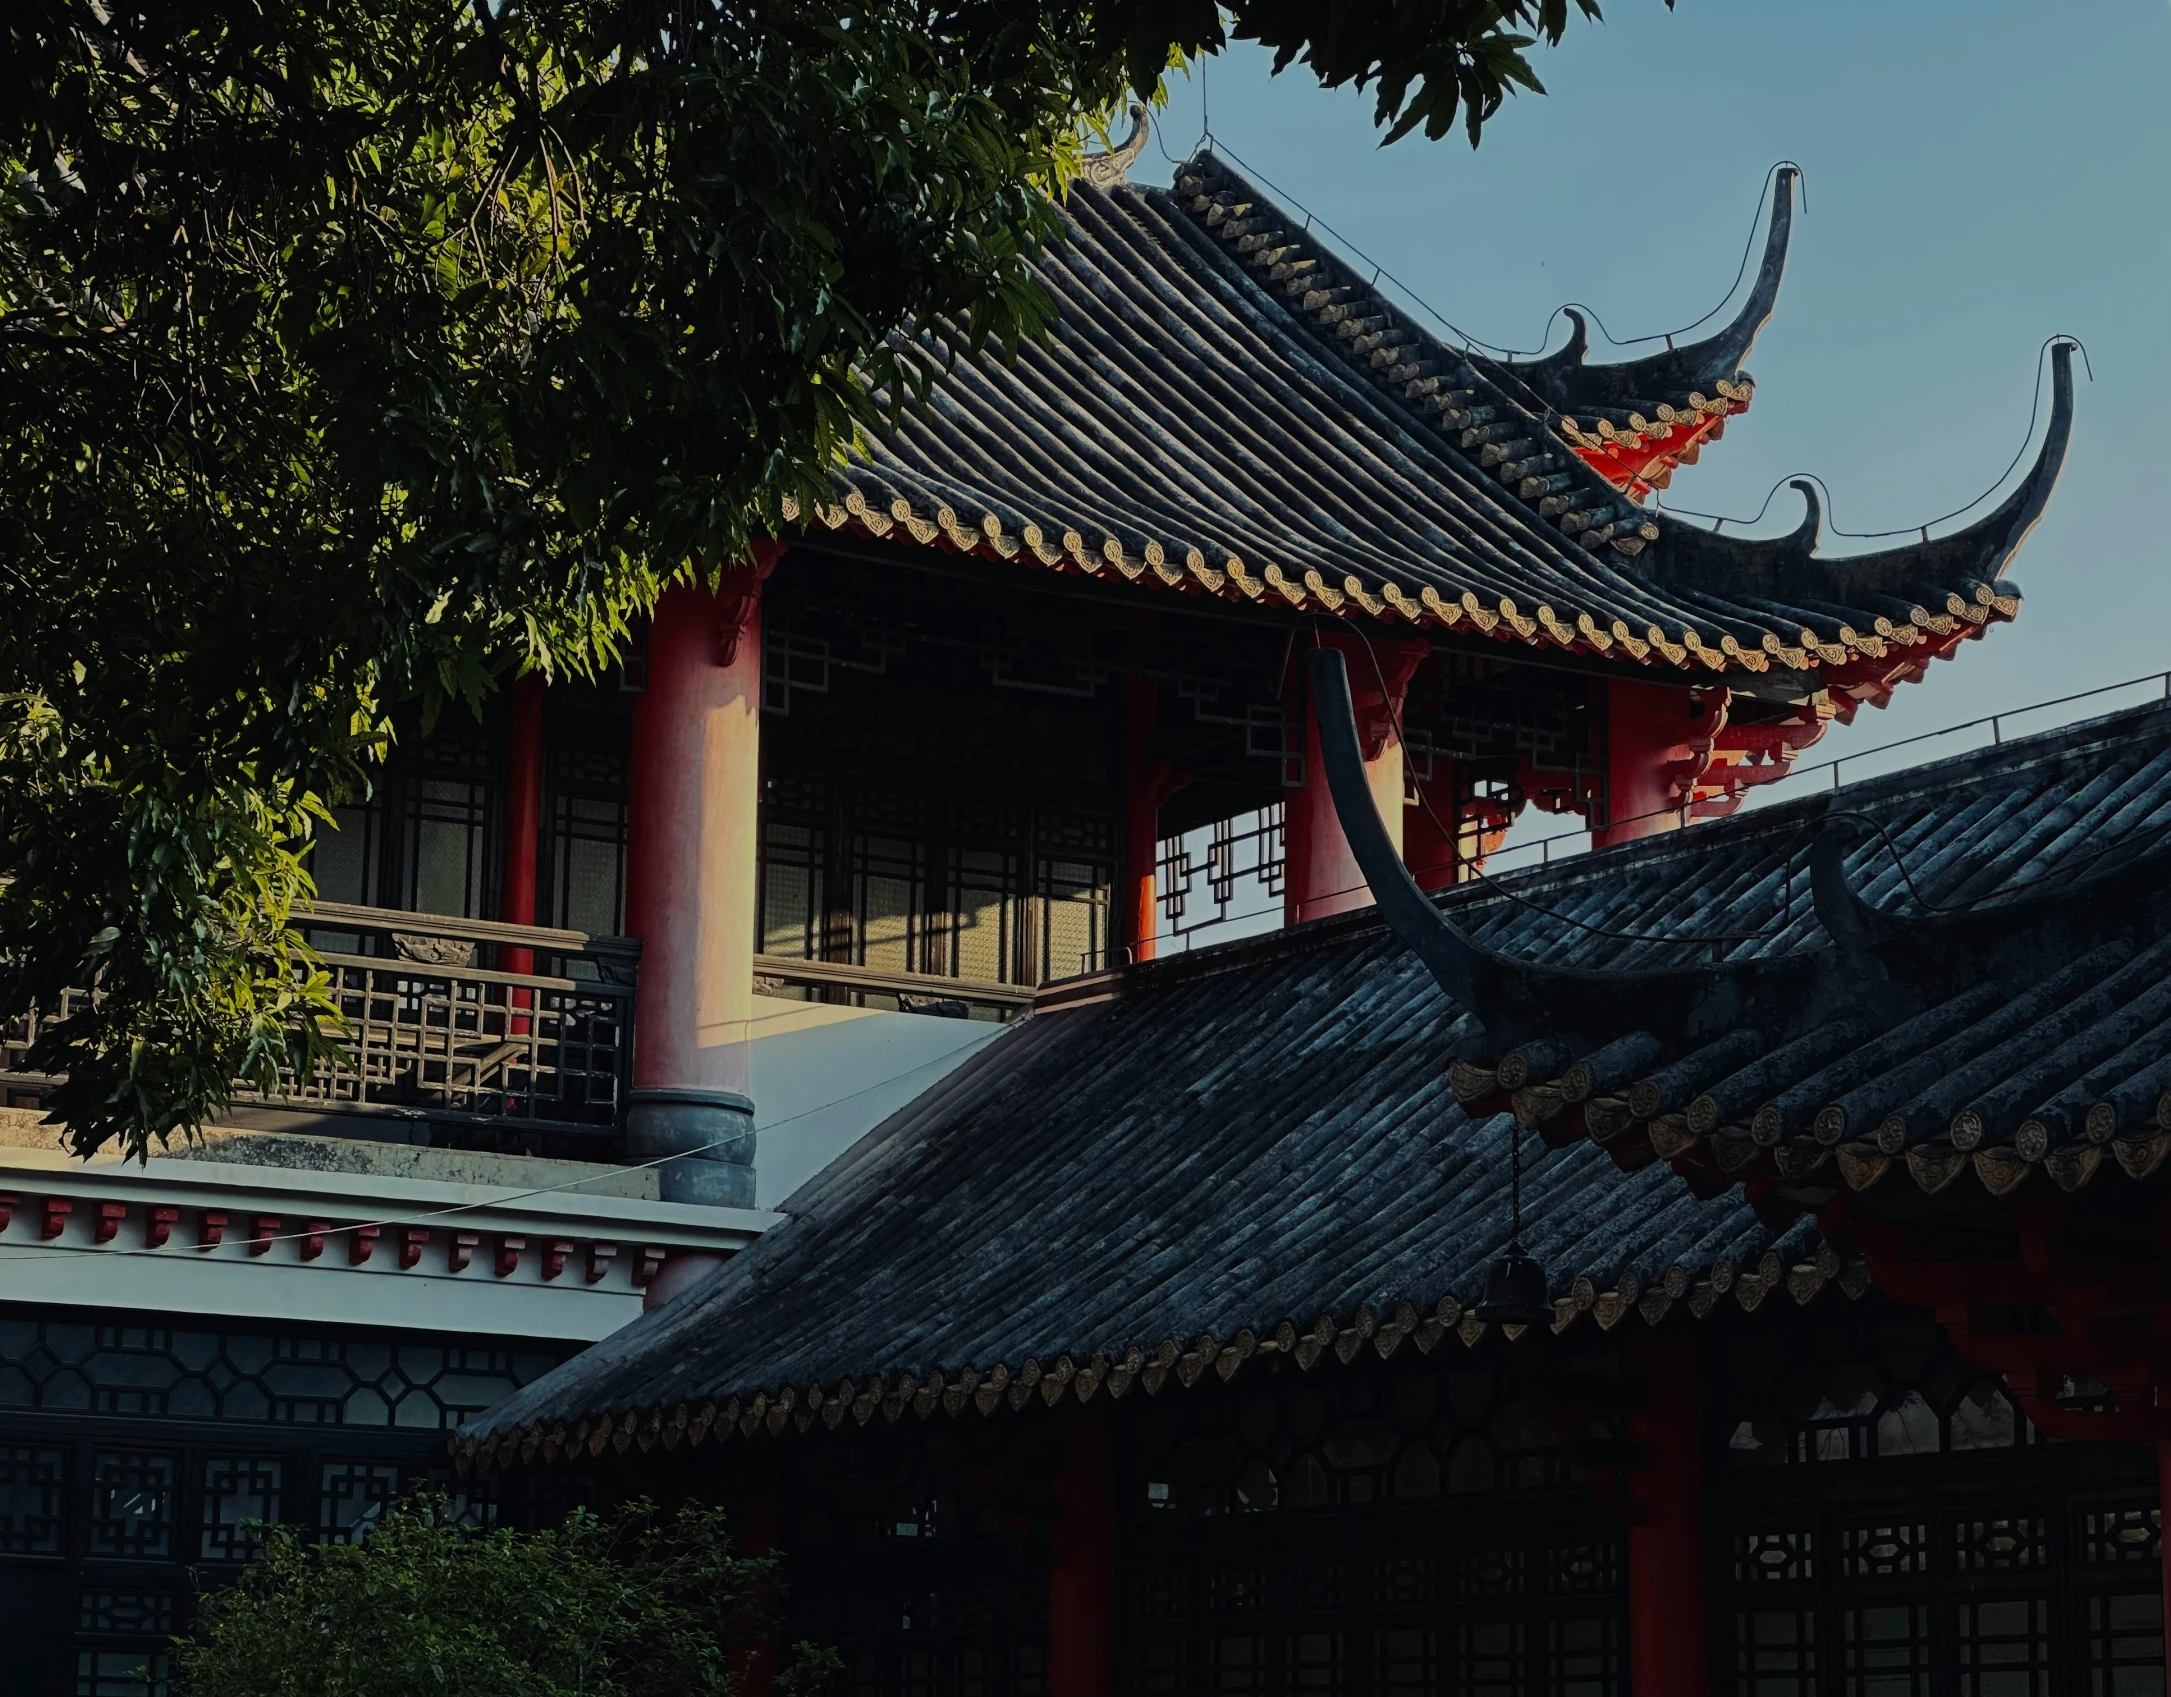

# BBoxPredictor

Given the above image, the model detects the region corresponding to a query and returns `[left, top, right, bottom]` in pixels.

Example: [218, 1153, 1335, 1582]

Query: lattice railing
[4, 904, 638, 1146]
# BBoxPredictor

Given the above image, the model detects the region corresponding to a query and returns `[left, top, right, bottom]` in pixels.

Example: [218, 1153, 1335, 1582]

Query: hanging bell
[1473, 1249, 1552, 1327]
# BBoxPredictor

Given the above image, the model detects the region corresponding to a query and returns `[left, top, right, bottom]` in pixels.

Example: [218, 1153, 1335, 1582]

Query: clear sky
[1149, 1, 2171, 813]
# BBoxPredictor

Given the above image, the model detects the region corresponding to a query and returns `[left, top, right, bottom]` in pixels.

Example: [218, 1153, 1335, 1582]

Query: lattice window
[1457, 1548, 1525, 1599]
[90, 1453, 174, 1559]
[311, 803, 383, 912]
[79, 1593, 177, 1636]
[74, 1648, 170, 1697]
[1955, 1596, 2052, 1695]
[400, 775, 493, 919]
[549, 792, 627, 939]
[1719, 1302, 2040, 1466]
[1374, 1625, 1435, 1695]
[1156, 807, 1284, 946]
[1286, 1630, 1341, 1693]
[1456, 1618, 1524, 1696]
[1031, 846, 1108, 985]
[1206, 1566, 1271, 1615]
[320, 1460, 402, 1543]
[1736, 1607, 1818, 1696]
[1375, 1555, 1436, 1606]
[2084, 1591, 2165, 1696]
[2082, 1504, 2161, 1567]
[0, 1319, 561, 1428]
[1549, 1542, 1620, 1596]
[200, 1456, 282, 1562]
[1840, 1520, 1931, 1579]
[0, 1444, 64, 1554]
[1844, 1602, 1934, 1695]
[1548, 1613, 1621, 1697]
[759, 821, 827, 962]
[853, 835, 927, 976]
[1954, 1513, 2049, 1573]
[1736, 1527, 1815, 1585]
[75, 1591, 177, 1697]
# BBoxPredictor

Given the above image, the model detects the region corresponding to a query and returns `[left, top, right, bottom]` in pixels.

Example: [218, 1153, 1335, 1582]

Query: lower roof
[464, 699, 2171, 1460]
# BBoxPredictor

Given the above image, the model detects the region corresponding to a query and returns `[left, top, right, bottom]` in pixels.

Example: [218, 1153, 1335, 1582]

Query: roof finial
[1080, 105, 1150, 190]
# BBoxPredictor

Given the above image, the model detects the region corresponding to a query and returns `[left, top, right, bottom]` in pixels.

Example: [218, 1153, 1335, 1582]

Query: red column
[734, 1473, 781, 1696]
[623, 556, 775, 1206]
[1629, 1331, 1709, 1697]
[1048, 1411, 1118, 1696]
[1122, 667, 1161, 966]
[1404, 764, 1462, 893]
[500, 674, 545, 974]
[1283, 633, 1427, 926]
[1596, 680, 1724, 849]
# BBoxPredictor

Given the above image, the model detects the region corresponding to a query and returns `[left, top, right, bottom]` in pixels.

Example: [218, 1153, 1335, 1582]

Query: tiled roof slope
[464, 918, 1828, 1456]
[784, 155, 2068, 690]
[1325, 688, 2171, 1205]
[466, 700, 2171, 1461]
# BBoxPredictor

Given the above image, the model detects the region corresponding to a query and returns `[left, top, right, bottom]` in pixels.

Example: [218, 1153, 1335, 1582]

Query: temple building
[2, 124, 2101, 1696]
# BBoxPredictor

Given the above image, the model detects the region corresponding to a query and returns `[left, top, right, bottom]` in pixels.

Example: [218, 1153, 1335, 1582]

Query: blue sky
[1152, 1, 2171, 803]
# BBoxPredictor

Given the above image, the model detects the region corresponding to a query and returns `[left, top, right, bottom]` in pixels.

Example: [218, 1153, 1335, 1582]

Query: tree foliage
[0, 0, 1652, 1159]
[175, 1495, 836, 1697]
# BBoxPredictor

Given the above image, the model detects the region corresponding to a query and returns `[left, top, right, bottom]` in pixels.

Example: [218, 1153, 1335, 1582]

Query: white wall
[745, 998, 1008, 1208]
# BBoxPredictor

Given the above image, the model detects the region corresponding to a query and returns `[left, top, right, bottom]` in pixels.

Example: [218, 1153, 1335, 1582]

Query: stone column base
[625, 1087, 756, 1208]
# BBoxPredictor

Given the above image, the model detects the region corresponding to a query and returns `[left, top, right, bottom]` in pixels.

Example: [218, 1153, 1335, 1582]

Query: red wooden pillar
[1283, 633, 1427, 926]
[1122, 666, 1161, 966]
[1404, 764, 1462, 893]
[733, 1472, 782, 1696]
[623, 552, 777, 1206]
[1595, 680, 1724, 849]
[1048, 1411, 1118, 1696]
[500, 674, 546, 975]
[1629, 1331, 1709, 1696]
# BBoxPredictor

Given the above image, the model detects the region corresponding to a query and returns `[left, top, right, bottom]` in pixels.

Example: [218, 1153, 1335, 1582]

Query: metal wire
[1657, 335, 2090, 541]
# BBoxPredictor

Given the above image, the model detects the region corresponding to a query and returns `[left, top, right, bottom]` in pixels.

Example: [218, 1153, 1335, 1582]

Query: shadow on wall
[746, 1001, 1007, 1208]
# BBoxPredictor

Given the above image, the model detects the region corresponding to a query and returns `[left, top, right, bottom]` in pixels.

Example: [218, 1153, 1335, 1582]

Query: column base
[625, 1087, 757, 1208]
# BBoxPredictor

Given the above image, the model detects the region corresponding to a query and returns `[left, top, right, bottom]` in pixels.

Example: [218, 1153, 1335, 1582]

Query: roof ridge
[1169, 153, 1656, 566]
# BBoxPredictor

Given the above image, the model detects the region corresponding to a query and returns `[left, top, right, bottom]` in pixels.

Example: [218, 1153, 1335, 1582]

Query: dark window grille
[760, 821, 828, 963]
[0, 1444, 65, 1554]
[549, 793, 628, 939]
[2084, 1591, 2165, 1695]
[0, 1320, 558, 1429]
[200, 1456, 281, 1563]
[1737, 1528, 1816, 1585]
[1954, 1596, 2053, 1695]
[89, 1454, 173, 1559]
[1156, 806, 1284, 947]
[1840, 1521, 1931, 1579]
[1955, 1514, 2049, 1574]
[74, 1647, 170, 1697]
[1843, 1601, 1934, 1695]
[400, 776, 493, 919]
[2083, 1507, 2163, 1567]
[320, 1460, 403, 1543]
[1736, 1607, 1819, 1696]
[80, 1593, 176, 1636]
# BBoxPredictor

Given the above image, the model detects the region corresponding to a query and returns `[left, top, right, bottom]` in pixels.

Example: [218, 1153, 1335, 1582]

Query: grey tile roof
[465, 698, 2171, 1463]
[782, 155, 2067, 689]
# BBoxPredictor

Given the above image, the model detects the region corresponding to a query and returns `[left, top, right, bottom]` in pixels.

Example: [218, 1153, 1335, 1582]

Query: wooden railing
[3, 907, 639, 1152]
[285, 905, 637, 1143]
[752, 954, 1033, 1020]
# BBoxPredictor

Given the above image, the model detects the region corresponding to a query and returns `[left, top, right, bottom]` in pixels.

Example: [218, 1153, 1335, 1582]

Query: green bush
[176, 1494, 836, 1697]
